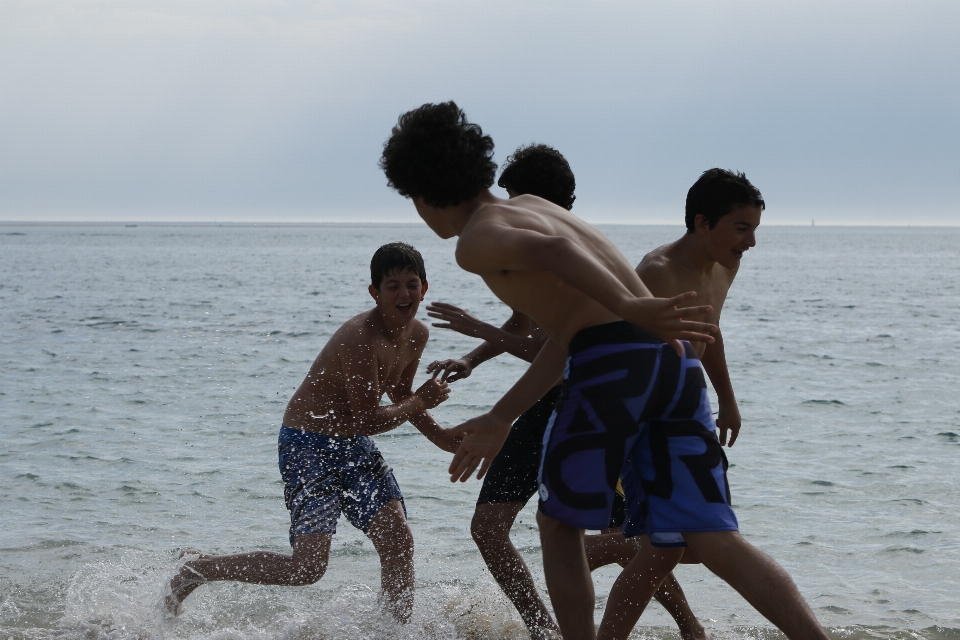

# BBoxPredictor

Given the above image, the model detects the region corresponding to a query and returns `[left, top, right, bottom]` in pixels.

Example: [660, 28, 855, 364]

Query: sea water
[1, 223, 958, 640]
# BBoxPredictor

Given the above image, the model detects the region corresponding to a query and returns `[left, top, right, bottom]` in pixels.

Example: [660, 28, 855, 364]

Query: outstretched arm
[457, 223, 717, 353]
[699, 327, 740, 447]
[449, 338, 567, 482]
[385, 358, 461, 452]
[426, 307, 545, 381]
[342, 344, 449, 437]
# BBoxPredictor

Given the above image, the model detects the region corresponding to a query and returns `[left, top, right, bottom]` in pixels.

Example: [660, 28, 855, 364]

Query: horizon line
[2, 220, 958, 229]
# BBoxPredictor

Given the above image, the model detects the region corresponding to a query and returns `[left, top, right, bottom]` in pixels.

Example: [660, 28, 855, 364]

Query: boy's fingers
[728, 428, 740, 447]
[678, 331, 715, 343]
[448, 446, 468, 478]
[476, 457, 493, 481]
[450, 454, 476, 482]
[670, 304, 713, 317]
[668, 339, 685, 357]
[458, 457, 482, 482]
[666, 291, 698, 305]
[427, 302, 460, 311]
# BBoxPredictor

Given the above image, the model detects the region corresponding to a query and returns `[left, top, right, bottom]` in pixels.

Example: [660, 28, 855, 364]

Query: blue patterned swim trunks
[278, 426, 404, 545]
[537, 321, 738, 546]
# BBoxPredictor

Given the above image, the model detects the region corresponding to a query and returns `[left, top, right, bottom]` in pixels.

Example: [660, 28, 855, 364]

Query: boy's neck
[415, 189, 500, 238]
[670, 233, 718, 273]
[372, 306, 412, 342]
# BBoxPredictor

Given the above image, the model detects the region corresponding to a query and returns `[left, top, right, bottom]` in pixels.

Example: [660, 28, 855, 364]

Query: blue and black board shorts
[278, 426, 404, 545]
[537, 321, 738, 546]
[477, 384, 626, 529]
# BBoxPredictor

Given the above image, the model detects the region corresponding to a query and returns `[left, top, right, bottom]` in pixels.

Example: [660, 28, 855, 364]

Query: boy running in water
[381, 102, 828, 640]
[164, 243, 460, 621]
[426, 144, 707, 640]
[579, 168, 762, 638]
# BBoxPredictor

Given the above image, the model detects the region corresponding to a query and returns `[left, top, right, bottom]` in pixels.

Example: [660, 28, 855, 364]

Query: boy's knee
[470, 509, 507, 546]
[294, 558, 328, 585]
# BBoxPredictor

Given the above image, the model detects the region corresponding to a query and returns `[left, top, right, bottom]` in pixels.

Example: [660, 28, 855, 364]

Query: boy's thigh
[292, 531, 333, 564]
[366, 499, 413, 555]
[340, 440, 405, 535]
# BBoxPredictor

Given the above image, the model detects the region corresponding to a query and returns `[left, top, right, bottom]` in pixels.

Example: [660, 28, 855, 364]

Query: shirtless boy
[426, 143, 707, 640]
[164, 242, 459, 621]
[381, 102, 829, 640]
[581, 168, 764, 638]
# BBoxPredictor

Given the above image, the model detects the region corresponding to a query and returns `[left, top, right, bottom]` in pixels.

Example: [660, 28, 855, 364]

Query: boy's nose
[746, 232, 757, 247]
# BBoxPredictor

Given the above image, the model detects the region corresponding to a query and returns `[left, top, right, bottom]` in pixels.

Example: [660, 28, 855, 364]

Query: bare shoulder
[409, 318, 430, 348]
[328, 310, 377, 353]
[636, 244, 678, 288]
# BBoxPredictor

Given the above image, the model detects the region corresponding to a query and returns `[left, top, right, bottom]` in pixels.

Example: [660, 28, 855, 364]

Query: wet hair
[370, 242, 427, 290]
[685, 169, 765, 233]
[380, 101, 497, 208]
[497, 144, 576, 210]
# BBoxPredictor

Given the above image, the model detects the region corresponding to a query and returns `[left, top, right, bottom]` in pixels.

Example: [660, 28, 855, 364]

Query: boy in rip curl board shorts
[426, 143, 709, 640]
[164, 242, 461, 622]
[381, 101, 829, 640]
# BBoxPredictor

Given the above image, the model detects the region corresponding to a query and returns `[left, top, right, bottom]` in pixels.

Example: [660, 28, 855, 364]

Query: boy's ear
[420, 281, 429, 300]
[368, 284, 380, 302]
[694, 214, 712, 235]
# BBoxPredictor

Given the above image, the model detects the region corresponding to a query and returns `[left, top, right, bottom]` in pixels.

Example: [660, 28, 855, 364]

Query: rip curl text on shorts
[537, 321, 738, 546]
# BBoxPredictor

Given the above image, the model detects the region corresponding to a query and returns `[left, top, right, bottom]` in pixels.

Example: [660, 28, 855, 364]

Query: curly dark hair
[370, 242, 427, 290]
[685, 169, 765, 233]
[497, 144, 576, 210]
[380, 102, 497, 208]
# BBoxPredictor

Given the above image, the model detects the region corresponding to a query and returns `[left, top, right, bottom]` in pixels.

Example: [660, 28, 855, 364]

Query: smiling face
[697, 205, 762, 269]
[368, 268, 428, 328]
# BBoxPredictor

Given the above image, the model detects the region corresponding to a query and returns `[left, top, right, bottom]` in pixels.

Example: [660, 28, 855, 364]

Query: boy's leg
[366, 499, 415, 623]
[584, 530, 638, 571]
[654, 572, 711, 640]
[472, 501, 559, 638]
[595, 536, 683, 640]
[684, 531, 829, 640]
[585, 533, 709, 640]
[537, 510, 595, 640]
[164, 533, 331, 615]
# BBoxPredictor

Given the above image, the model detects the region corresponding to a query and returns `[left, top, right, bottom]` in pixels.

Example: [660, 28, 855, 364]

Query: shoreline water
[2, 223, 958, 639]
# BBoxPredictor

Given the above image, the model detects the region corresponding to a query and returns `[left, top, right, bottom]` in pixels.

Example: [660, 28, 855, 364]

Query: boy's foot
[680, 625, 713, 640]
[162, 550, 209, 616]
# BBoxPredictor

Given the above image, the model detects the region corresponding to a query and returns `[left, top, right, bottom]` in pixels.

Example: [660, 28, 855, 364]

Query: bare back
[282, 309, 427, 436]
[455, 194, 652, 348]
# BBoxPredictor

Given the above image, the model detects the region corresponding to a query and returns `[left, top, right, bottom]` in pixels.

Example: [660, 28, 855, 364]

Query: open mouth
[397, 303, 412, 314]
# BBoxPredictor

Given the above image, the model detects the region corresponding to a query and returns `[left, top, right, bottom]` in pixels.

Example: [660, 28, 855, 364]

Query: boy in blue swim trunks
[381, 102, 828, 640]
[164, 242, 460, 621]
[426, 144, 708, 640]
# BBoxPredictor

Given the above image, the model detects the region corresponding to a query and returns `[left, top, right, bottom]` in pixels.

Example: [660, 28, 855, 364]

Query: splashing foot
[162, 550, 209, 617]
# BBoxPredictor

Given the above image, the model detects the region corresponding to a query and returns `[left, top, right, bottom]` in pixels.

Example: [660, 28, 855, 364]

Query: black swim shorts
[476, 386, 562, 506]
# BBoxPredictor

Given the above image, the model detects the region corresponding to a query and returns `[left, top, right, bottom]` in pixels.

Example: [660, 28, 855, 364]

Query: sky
[1, 0, 958, 225]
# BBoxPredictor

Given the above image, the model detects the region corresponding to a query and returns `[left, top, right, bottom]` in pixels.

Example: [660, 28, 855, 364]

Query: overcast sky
[1, 1, 958, 224]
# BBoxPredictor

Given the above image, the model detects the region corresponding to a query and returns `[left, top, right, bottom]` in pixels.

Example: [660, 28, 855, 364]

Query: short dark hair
[685, 169, 765, 233]
[497, 144, 576, 210]
[370, 242, 427, 289]
[380, 102, 497, 208]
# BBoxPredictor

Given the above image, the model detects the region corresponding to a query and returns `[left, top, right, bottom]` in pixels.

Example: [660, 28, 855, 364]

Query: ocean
[1, 222, 958, 639]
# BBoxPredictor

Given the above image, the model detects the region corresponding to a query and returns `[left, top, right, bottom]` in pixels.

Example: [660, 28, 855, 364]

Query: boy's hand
[448, 412, 512, 482]
[433, 426, 466, 454]
[415, 378, 450, 410]
[426, 303, 489, 339]
[621, 292, 717, 356]
[426, 358, 473, 382]
[717, 399, 741, 447]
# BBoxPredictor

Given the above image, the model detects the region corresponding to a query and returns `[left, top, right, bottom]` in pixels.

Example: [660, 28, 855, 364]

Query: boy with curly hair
[380, 102, 828, 640]
[425, 143, 708, 640]
[164, 243, 459, 622]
